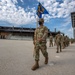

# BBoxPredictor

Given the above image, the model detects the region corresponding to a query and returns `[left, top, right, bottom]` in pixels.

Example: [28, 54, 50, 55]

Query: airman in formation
[32, 18, 48, 70]
[49, 33, 53, 47]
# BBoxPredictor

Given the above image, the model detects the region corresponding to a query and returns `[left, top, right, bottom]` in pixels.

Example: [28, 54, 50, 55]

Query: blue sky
[0, 0, 75, 38]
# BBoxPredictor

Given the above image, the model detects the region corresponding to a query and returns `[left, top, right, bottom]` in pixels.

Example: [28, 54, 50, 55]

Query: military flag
[36, 2, 49, 18]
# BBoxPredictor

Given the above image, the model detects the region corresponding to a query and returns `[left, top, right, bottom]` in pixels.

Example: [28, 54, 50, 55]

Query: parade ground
[0, 39, 75, 75]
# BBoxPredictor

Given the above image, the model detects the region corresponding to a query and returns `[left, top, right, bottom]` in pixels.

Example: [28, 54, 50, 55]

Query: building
[0, 26, 35, 39]
[0, 26, 60, 40]
[71, 12, 75, 39]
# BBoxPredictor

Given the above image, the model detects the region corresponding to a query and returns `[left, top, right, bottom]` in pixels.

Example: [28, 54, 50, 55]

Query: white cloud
[37, 0, 75, 19]
[20, 0, 23, 3]
[0, 0, 75, 27]
[0, 0, 36, 26]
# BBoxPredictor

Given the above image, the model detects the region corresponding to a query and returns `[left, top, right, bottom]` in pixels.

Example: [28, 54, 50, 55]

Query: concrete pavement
[0, 39, 75, 75]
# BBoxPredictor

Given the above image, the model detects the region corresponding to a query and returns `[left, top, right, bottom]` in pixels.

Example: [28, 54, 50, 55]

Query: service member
[31, 18, 48, 70]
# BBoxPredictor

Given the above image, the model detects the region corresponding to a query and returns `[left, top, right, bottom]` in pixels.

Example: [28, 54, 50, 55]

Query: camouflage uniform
[34, 25, 48, 61]
[49, 34, 53, 47]
[61, 34, 65, 49]
[54, 37, 56, 46]
[70, 38, 74, 44]
[55, 32, 62, 53]
[31, 18, 48, 70]
[65, 36, 69, 47]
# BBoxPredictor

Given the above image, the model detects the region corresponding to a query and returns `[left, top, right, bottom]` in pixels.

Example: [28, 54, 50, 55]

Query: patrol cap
[39, 18, 44, 23]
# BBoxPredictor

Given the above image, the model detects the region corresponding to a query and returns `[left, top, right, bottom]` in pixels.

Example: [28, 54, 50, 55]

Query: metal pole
[36, 17, 39, 28]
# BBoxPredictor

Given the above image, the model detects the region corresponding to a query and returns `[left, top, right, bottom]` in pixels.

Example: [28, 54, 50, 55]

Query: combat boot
[56, 51, 59, 53]
[60, 49, 62, 52]
[31, 61, 39, 71]
[44, 57, 48, 64]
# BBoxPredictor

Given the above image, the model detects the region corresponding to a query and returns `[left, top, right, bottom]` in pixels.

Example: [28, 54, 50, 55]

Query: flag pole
[36, 17, 39, 28]
[33, 16, 39, 57]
